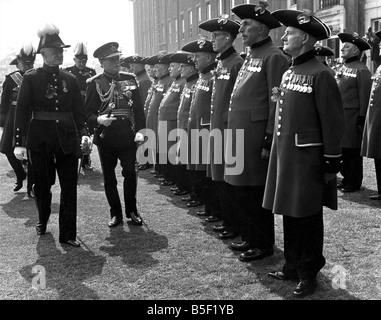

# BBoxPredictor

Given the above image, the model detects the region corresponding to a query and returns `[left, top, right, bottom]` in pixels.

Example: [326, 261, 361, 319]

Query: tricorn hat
[199, 15, 241, 38]
[168, 52, 195, 66]
[144, 52, 171, 65]
[10, 42, 36, 65]
[181, 37, 216, 53]
[338, 32, 371, 52]
[231, 2, 282, 30]
[93, 42, 122, 60]
[73, 42, 88, 59]
[122, 55, 146, 65]
[314, 44, 335, 56]
[36, 23, 70, 53]
[271, 9, 331, 41]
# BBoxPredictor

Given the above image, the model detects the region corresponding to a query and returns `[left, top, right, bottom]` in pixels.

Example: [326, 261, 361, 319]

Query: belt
[32, 111, 73, 121]
[106, 109, 134, 117]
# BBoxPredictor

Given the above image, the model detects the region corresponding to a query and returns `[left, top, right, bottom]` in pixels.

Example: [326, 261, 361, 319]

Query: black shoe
[161, 180, 175, 186]
[173, 190, 189, 196]
[36, 225, 46, 236]
[293, 279, 317, 298]
[212, 225, 225, 232]
[138, 164, 151, 170]
[239, 248, 274, 262]
[13, 179, 24, 192]
[268, 270, 297, 281]
[369, 194, 381, 200]
[187, 200, 203, 207]
[170, 186, 180, 191]
[205, 216, 221, 222]
[182, 195, 193, 202]
[341, 186, 359, 193]
[337, 181, 346, 189]
[108, 217, 123, 228]
[150, 170, 157, 174]
[218, 231, 238, 240]
[60, 239, 81, 247]
[82, 164, 94, 170]
[230, 241, 251, 252]
[128, 211, 143, 226]
[196, 210, 209, 216]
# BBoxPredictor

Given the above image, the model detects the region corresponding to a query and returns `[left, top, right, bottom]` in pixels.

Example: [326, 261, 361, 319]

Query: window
[175, 17, 178, 43]
[230, 0, 235, 9]
[372, 18, 381, 32]
[188, 9, 193, 38]
[206, 2, 211, 20]
[196, 5, 202, 35]
[318, 0, 341, 10]
[161, 22, 165, 44]
[245, 0, 251, 3]
[168, 20, 172, 44]
[217, 0, 223, 16]
[181, 13, 185, 40]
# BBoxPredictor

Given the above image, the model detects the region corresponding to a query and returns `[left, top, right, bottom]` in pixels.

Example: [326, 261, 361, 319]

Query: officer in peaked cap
[198, 15, 244, 243]
[122, 55, 153, 171]
[64, 42, 96, 171]
[85, 41, 146, 228]
[224, 2, 288, 263]
[335, 32, 372, 193]
[1, 42, 36, 197]
[181, 38, 217, 215]
[263, 9, 345, 297]
[14, 23, 90, 247]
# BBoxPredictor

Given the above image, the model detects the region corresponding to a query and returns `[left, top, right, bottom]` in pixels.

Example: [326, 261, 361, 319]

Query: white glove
[14, 146, 27, 160]
[81, 135, 92, 145]
[97, 114, 117, 127]
[134, 132, 144, 143]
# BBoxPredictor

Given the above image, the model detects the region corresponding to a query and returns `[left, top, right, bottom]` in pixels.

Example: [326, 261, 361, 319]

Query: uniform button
[229, 108, 232, 112]
[211, 111, 214, 114]
[16, 142, 19, 145]
[281, 92, 285, 96]
[283, 84, 287, 88]
[280, 100, 284, 105]
[277, 132, 281, 136]
[55, 100, 59, 103]
[279, 108, 283, 113]
[278, 124, 281, 128]
[278, 116, 282, 120]
[16, 128, 20, 131]
[54, 79, 58, 82]
[56, 120, 59, 123]
[16, 135, 19, 138]
[53, 74, 56, 76]
[55, 86, 58, 89]
[55, 108, 59, 111]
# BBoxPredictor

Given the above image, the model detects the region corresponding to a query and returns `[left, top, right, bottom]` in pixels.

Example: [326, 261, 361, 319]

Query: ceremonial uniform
[336, 33, 372, 192]
[13, 27, 88, 246]
[361, 65, 381, 199]
[64, 65, 96, 99]
[85, 43, 145, 227]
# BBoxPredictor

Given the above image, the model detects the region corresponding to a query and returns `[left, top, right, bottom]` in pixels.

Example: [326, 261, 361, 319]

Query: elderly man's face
[193, 52, 211, 71]
[42, 47, 64, 66]
[17, 60, 34, 73]
[341, 42, 359, 60]
[154, 63, 169, 78]
[281, 27, 305, 58]
[239, 19, 263, 46]
[169, 62, 181, 78]
[211, 31, 230, 53]
[146, 64, 156, 77]
[101, 55, 121, 75]
[74, 57, 87, 70]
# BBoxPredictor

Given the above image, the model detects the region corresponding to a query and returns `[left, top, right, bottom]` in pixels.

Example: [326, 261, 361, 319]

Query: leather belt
[32, 111, 73, 121]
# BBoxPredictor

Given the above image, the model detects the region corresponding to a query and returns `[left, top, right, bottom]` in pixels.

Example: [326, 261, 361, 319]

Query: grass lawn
[0, 146, 380, 302]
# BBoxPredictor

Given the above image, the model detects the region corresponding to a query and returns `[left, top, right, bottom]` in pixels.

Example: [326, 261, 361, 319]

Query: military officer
[85, 42, 146, 228]
[263, 9, 345, 297]
[0, 42, 35, 197]
[181, 39, 217, 212]
[64, 42, 96, 171]
[13, 24, 90, 247]
[172, 52, 198, 196]
[336, 32, 372, 193]
[198, 16, 244, 240]
[224, 3, 289, 260]
[157, 53, 186, 186]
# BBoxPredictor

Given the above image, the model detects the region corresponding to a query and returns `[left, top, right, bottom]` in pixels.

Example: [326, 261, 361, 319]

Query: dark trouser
[175, 164, 190, 191]
[98, 145, 137, 220]
[204, 178, 222, 218]
[29, 147, 77, 243]
[188, 170, 207, 203]
[234, 185, 274, 249]
[25, 159, 34, 192]
[161, 162, 176, 182]
[341, 147, 363, 189]
[5, 151, 26, 182]
[82, 154, 91, 167]
[219, 181, 240, 234]
[374, 159, 381, 194]
[282, 210, 326, 280]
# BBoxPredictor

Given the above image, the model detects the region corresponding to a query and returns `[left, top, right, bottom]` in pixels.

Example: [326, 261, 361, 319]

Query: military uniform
[85, 43, 145, 225]
[336, 33, 372, 192]
[65, 65, 96, 99]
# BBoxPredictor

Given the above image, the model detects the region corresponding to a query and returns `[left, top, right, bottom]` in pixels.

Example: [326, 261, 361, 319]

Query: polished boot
[239, 248, 274, 262]
[293, 279, 317, 298]
[230, 241, 251, 252]
[60, 239, 81, 247]
[108, 216, 123, 228]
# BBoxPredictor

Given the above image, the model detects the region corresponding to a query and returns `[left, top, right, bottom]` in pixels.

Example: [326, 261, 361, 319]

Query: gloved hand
[14, 146, 27, 160]
[134, 132, 144, 143]
[97, 114, 117, 127]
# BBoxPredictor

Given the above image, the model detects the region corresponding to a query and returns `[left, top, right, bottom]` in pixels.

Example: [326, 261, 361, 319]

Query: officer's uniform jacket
[263, 50, 345, 218]
[361, 65, 381, 159]
[336, 57, 372, 148]
[187, 62, 217, 171]
[144, 78, 157, 117]
[157, 75, 186, 163]
[64, 65, 96, 100]
[14, 64, 87, 155]
[135, 69, 152, 109]
[85, 71, 145, 148]
[206, 47, 243, 181]
[176, 73, 198, 165]
[146, 73, 173, 149]
[224, 37, 289, 186]
[0, 70, 24, 153]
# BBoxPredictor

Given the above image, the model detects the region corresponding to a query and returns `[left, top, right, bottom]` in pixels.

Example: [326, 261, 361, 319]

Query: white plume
[21, 42, 35, 56]
[74, 42, 88, 55]
[37, 23, 60, 38]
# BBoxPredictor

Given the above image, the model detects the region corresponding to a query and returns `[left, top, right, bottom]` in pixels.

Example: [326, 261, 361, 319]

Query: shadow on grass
[19, 233, 106, 300]
[77, 168, 105, 192]
[338, 186, 381, 208]
[99, 225, 168, 269]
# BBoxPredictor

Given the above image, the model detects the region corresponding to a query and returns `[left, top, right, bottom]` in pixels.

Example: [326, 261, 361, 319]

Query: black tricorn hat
[73, 42, 88, 59]
[181, 38, 216, 53]
[199, 15, 241, 37]
[168, 52, 195, 66]
[314, 44, 335, 56]
[231, 2, 282, 30]
[122, 55, 146, 65]
[338, 32, 371, 52]
[271, 9, 331, 41]
[144, 53, 171, 65]
[10, 42, 36, 65]
[93, 42, 122, 60]
[36, 23, 70, 53]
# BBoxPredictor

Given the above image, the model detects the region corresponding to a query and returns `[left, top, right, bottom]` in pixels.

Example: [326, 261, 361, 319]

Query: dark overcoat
[64, 65, 96, 97]
[135, 70, 152, 109]
[263, 51, 345, 218]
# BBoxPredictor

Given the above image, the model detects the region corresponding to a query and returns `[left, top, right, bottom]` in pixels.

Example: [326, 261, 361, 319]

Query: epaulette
[24, 68, 36, 75]
[86, 73, 103, 83]
[119, 71, 136, 78]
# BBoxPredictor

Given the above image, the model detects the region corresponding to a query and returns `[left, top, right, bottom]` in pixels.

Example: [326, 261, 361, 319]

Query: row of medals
[284, 72, 313, 93]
